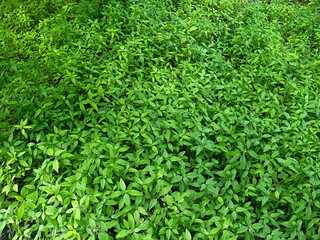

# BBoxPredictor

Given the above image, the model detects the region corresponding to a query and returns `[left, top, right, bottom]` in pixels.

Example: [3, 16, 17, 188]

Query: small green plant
[1, 0, 320, 239]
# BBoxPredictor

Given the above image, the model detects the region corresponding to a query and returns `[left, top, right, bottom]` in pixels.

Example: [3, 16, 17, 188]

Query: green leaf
[17, 151, 26, 157]
[172, 175, 183, 183]
[65, 231, 75, 238]
[138, 207, 148, 215]
[128, 190, 143, 196]
[98, 221, 117, 230]
[116, 230, 131, 239]
[106, 200, 118, 205]
[149, 199, 158, 210]
[0, 221, 7, 236]
[235, 207, 247, 212]
[55, 149, 64, 156]
[252, 223, 264, 230]
[12, 184, 18, 192]
[248, 150, 259, 159]
[74, 208, 81, 220]
[237, 226, 248, 234]
[217, 197, 224, 204]
[119, 178, 126, 191]
[47, 148, 54, 156]
[189, 26, 198, 32]
[20, 160, 29, 167]
[61, 153, 74, 158]
[160, 185, 172, 196]
[2, 185, 10, 195]
[152, 146, 158, 154]
[98, 232, 109, 240]
[14, 195, 24, 202]
[17, 203, 25, 220]
[123, 193, 130, 206]
[53, 160, 59, 173]
[185, 229, 192, 240]
[89, 218, 96, 229]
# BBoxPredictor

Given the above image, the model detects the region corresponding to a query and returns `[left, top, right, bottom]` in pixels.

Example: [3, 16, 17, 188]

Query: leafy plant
[1, 0, 320, 239]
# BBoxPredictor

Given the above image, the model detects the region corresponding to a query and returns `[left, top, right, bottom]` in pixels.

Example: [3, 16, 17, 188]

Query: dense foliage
[1, 0, 320, 239]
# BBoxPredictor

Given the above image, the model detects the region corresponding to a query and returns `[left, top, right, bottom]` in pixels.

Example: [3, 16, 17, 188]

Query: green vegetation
[1, 0, 320, 239]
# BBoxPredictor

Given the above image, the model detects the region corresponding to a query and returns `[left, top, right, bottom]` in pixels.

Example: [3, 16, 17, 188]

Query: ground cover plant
[1, 0, 320, 239]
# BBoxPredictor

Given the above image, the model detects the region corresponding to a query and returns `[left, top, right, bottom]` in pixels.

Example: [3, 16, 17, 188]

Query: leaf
[152, 146, 158, 154]
[14, 195, 24, 202]
[160, 185, 172, 196]
[252, 223, 264, 230]
[106, 200, 118, 205]
[149, 199, 158, 210]
[2, 185, 10, 195]
[123, 193, 130, 206]
[61, 153, 74, 158]
[23, 118, 28, 126]
[248, 150, 259, 159]
[42, 188, 55, 194]
[297, 231, 306, 240]
[34, 109, 41, 118]
[128, 190, 143, 196]
[236, 207, 247, 212]
[17, 151, 26, 157]
[17, 203, 25, 220]
[47, 148, 54, 156]
[12, 184, 18, 192]
[74, 208, 81, 220]
[119, 178, 126, 191]
[237, 226, 248, 234]
[89, 218, 96, 229]
[185, 229, 192, 240]
[20, 160, 29, 167]
[138, 207, 148, 215]
[172, 175, 183, 183]
[98, 221, 117, 230]
[65, 231, 75, 238]
[189, 26, 198, 32]
[53, 160, 59, 173]
[261, 196, 268, 207]
[240, 155, 246, 169]
[116, 230, 130, 239]
[98, 232, 109, 240]
[217, 197, 224, 204]
[207, 185, 219, 197]
[263, 144, 271, 152]
[57, 195, 63, 202]
[118, 146, 130, 152]
[0, 221, 7, 236]
[55, 149, 64, 156]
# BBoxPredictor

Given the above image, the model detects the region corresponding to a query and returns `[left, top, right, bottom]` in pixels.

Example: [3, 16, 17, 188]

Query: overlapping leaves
[1, 0, 320, 239]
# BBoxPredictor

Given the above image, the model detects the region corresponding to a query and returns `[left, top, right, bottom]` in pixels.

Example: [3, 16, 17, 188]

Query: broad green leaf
[20, 160, 29, 167]
[116, 230, 130, 239]
[248, 150, 259, 159]
[53, 160, 59, 173]
[98, 221, 117, 230]
[119, 178, 126, 191]
[128, 190, 143, 196]
[236, 207, 247, 212]
[160, 185, 172, 196]
[65, 231, 75, 238]
[98, 232, 109, 240]
[138, 207, 148, 215]
[47, 148, 54, 156]
[237, 226, 248, 234]
[189, 26, 198, 32]
[185, 229, 192, 240]
[17, 203, 25, 220]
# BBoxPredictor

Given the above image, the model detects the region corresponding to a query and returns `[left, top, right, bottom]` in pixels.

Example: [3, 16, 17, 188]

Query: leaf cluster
[1, 0, 320, 239]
